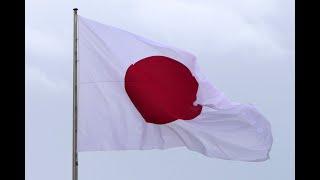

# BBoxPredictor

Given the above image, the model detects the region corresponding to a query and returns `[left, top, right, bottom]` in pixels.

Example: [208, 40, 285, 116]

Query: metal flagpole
[73, 8, 79, 180]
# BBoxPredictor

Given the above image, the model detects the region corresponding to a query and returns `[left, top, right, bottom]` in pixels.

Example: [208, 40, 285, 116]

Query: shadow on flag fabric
[77, 16, 273, 162]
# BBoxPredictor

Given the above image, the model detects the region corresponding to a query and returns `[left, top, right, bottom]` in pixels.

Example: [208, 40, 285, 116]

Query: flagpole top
[73, 8, 78, 12]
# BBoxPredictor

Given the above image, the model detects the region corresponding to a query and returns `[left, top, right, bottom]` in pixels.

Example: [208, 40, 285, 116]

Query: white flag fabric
[77, 16, 273, 161]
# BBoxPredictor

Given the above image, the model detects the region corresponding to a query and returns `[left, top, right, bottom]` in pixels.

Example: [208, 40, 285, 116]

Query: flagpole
[73, 8, 79, 180]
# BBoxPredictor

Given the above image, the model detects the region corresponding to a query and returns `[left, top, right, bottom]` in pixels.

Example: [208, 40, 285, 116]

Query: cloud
[26, 64, 70, 93]
[26, 26, 70, 62]
[121, 0, 294, 63]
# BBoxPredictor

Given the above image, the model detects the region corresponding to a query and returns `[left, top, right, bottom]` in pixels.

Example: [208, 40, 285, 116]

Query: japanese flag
[77, 16, 273, 162]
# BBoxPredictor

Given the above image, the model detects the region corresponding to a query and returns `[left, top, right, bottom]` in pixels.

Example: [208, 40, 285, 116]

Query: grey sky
[26, 0, 294, 180]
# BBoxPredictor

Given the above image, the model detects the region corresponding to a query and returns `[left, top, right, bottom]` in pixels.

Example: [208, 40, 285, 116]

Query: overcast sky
[26, 0, 294, 180]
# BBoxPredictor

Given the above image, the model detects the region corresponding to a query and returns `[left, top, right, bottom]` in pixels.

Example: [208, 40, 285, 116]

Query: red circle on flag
[124, 56, 202, 124]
